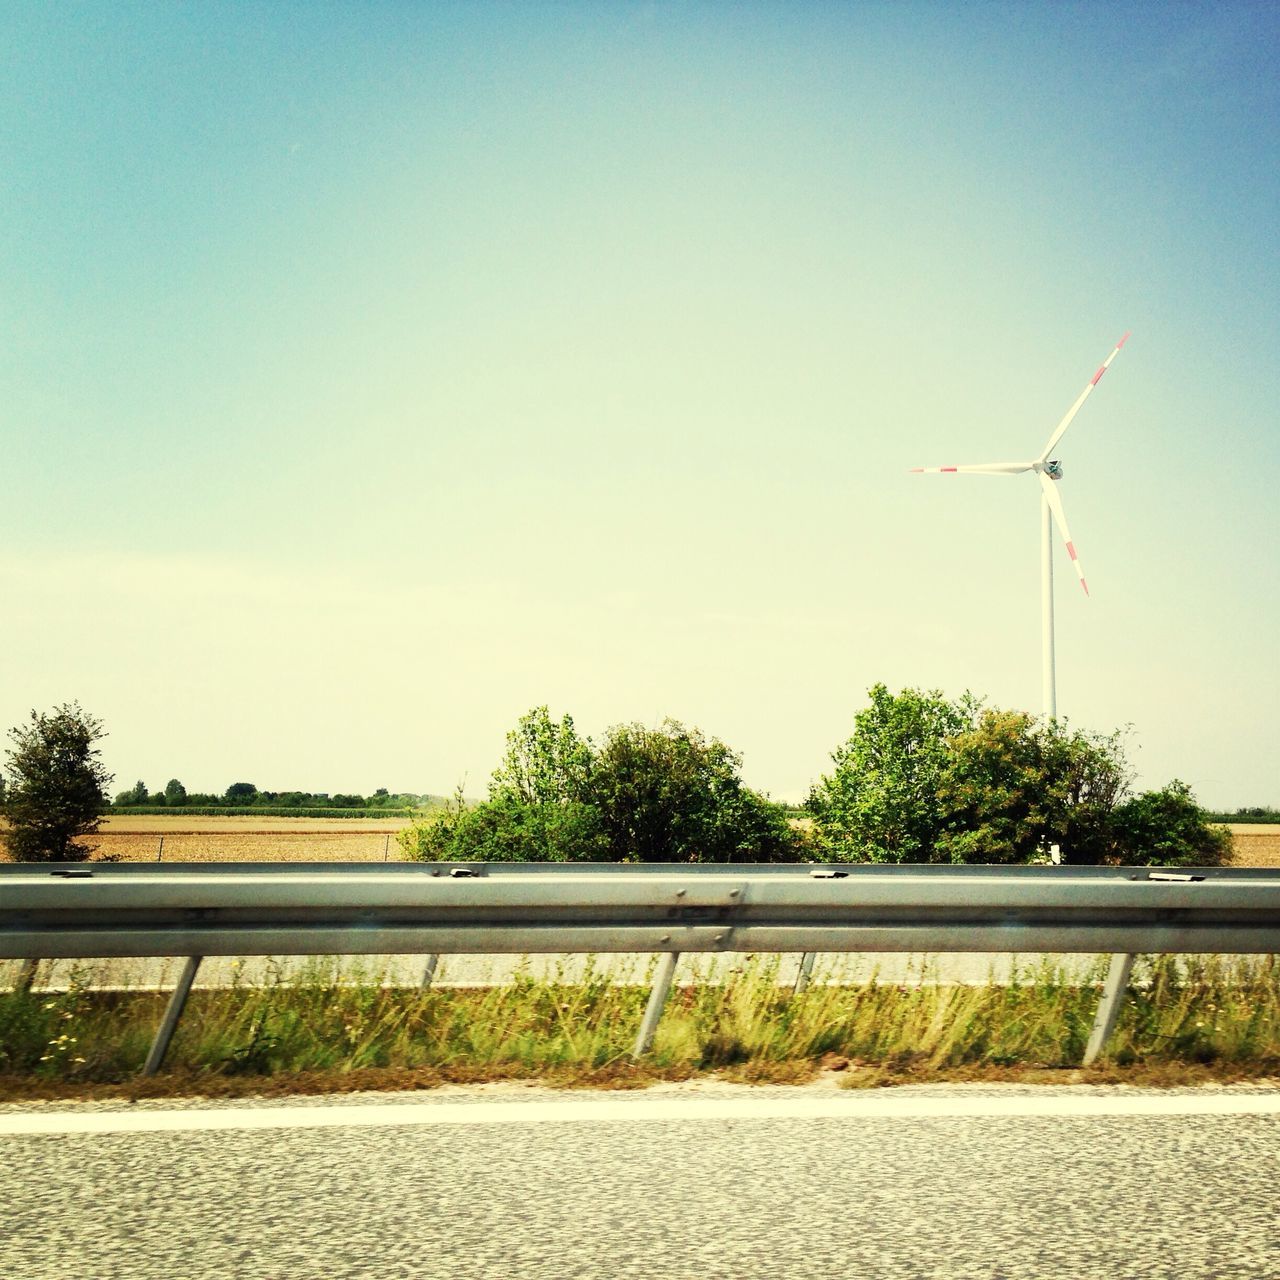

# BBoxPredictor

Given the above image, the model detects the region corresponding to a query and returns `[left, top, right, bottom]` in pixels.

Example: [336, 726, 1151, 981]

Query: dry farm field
[1227, 824, 1280, 868]
[64, 817, 1280, 867]
[87, 814, 416, 863]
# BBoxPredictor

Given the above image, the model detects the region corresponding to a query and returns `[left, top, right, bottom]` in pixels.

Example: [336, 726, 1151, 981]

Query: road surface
[3, 1083, 1277, 1279]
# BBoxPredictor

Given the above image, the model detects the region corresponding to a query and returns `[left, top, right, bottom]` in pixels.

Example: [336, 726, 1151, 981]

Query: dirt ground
[68, 817, 1280, 866]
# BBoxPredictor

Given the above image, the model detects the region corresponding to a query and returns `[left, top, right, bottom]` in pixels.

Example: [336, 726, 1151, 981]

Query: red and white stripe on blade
[1038, 332, 1131, 463]
[908, 461, 1034, 475]
[1038, 471, 1089, 595]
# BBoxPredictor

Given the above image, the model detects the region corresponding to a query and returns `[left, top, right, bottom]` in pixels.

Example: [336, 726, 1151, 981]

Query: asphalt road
[4, 1085, 1278, 1279]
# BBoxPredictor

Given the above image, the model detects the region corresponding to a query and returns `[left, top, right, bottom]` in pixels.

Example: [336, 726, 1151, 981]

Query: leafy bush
[400, 707, 802, 863]
[400, 792, 611, 862]
[1110, 781, 1233, 867]
[808, 685, 1226, 866]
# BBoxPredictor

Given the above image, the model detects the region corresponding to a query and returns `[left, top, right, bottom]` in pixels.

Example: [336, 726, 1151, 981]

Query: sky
[2, 2, 1277, 809]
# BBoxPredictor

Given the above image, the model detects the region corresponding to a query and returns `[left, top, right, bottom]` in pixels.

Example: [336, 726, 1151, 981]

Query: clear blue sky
[3, 3, 1277, 808]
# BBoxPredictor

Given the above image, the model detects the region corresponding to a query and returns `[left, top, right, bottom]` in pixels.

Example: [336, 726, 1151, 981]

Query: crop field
[87, 814, 416, 863]
[1228, 824, 1280, 867]
[63, 817, 1280, 866]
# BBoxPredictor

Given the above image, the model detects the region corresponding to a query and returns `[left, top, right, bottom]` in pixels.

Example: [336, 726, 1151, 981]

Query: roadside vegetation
[2, 692, 1242, 864]
[401, 694, 1231, 866]
[2, 954, 1278, 1100]
[400, 708, 801, 864]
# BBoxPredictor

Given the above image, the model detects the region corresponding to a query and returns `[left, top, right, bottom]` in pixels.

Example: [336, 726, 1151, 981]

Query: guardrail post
[142, 956, 203, 1077]
[1083, 952, 1135, 1066]
[13, 959, 40, 994]
[632, 951, 679, 1059]
[794, 952, 816, 995]
[420, 954, 440, 989]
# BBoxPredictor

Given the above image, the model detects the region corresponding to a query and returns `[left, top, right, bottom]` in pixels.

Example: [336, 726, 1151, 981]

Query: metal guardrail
[3, 861, 1278, 1074]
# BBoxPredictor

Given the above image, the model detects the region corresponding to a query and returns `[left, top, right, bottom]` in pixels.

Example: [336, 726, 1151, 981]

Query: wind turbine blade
[908, 461, 1035, 475]
[1037, 331, 1131, 462]
[1038, 471, 1088, 595]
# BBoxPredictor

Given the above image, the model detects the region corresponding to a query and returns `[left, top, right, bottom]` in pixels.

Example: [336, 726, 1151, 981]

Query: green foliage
[590, 720, 800, 863]
[936, 712, 1130, 864]
[809, 685, 1220, 866]
[2, 704, 114, 862]
[401, 791, 612, 863]
[112, 788, 441, 814]
[224, 781, 258, 802]
[1208, 807, 1280, 824]
[805, 684, 977, 861]
[489, 707, 594, 807]
[116, 805, 424, 819]
[114, 780, 152, 806]
[1111, 781, 1233, 867]
[401, 707, 801, 863]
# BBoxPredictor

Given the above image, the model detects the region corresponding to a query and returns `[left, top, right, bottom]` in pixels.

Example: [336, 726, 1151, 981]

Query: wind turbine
[910, 332, 1130, 720]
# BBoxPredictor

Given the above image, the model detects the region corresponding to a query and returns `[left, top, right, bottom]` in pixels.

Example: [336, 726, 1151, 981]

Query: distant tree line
[111, 780, 435, 811]
[1206, 807, 1280, 824]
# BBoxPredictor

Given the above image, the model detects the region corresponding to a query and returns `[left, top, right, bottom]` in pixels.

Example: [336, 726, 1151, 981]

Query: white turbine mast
[910, 332, 1130, 720]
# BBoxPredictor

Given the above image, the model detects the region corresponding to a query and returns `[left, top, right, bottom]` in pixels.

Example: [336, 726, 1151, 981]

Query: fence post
[632, 952, 679, 1059]
[420, 954, 440, 989]
[142, 956, 203, 1077]
[1083, 953, 1135, 1066]
[794, 952, 817, 995]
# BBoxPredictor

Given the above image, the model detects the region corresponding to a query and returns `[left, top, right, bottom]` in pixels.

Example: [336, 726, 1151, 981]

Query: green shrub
[401, 707, 802, 863]
[1110, 781, 1233, 867]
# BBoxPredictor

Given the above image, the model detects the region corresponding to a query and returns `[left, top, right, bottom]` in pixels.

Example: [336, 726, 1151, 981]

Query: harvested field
[1227, 824, 1280, 869]
[86, 813, 417, 863]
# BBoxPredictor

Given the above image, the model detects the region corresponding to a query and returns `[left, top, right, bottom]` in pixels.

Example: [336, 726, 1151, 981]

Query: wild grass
[2, 954, 1278, 1096]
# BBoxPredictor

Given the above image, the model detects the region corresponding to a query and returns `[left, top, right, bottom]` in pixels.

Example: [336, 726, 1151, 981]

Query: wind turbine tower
[911, 333, 1130, 719]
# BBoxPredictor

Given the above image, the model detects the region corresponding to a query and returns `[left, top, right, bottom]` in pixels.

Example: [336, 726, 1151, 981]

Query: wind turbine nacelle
[1044, 459, 1064, 480]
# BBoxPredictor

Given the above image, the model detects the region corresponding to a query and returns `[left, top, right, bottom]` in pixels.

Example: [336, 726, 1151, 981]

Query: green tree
[806, 685, 977, 861]
[115, 779, 150, 806]
[935, 712, 1131, 864]
[809, 685, 1219, 867]
[933, 709, 1051, 864]
[1035, 719, 1131, 863]
[2, 704, 114, 862]
[163, 778, 187, 806]
[224, 782, 258, 803]
[489, 706, 594, 806]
